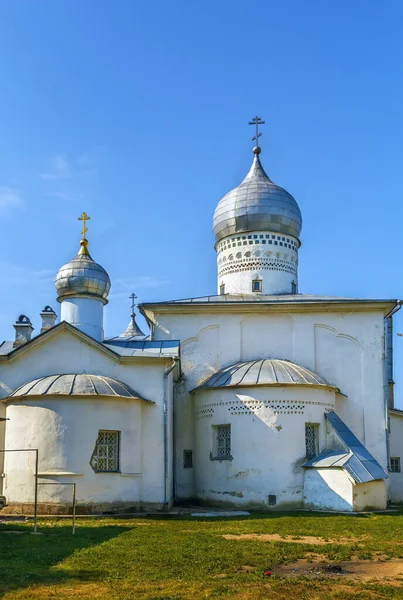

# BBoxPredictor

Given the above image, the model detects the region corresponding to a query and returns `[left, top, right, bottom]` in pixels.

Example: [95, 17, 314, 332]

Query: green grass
[0, 511, 403, 599]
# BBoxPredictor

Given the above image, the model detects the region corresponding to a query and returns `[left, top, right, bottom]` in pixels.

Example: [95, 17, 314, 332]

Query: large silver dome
[55, 239, 111, 304]
[213, 148, 302, 244]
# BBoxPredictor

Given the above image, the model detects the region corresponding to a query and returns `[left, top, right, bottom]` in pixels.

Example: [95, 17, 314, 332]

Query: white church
[1, 122, 403, 513]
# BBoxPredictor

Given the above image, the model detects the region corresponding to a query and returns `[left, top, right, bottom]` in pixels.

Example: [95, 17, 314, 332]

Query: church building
[1, 121, 402, 513]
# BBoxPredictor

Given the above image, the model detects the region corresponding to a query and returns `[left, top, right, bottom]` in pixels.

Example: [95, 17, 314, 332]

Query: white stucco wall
[216, 230, 299, 295]
[194, 386, 335, 508]
[389, 411, 403, 503]
[0, 328, 173, 510]
[0, 402, 5, 496]
[304, 469, 353, 511]
[151, 305, 388, 505]
[353, 480, 387, 511]
[304, 469, 386, 511]
[60, 297, 105, 341]
[4, 398, 147, 505]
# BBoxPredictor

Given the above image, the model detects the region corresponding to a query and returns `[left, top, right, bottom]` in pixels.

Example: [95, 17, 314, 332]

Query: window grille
[183, 450, 193, 468]
[213, 424, 231, 459]
[390, 457, 401, 473]
[91, 430, 120, 472]
[305, 424, 318, 459]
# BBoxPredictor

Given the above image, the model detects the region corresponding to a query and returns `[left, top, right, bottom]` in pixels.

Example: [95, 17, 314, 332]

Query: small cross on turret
[129, 293, 137, 316]
[248, 116, 265, 151]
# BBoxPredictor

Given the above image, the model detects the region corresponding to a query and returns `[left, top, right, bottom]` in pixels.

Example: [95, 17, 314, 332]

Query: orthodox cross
[248, 116, 265, 146]
[130, 293, 137, 315]
[78, 212, 90, 238]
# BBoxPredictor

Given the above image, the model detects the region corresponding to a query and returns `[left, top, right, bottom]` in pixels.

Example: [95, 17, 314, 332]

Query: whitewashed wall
[153, 306, 387, 502]
[193, 386, 335, 508]
[0, 328, 172, 510]
[389, 412, 403, 503]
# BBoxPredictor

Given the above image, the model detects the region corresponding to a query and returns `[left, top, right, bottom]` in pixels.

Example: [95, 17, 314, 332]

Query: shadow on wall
[0, 522, 131, 597]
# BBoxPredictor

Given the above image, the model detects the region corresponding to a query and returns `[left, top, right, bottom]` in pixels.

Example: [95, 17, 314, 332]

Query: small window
[291, 280, 297, 294]
[183, 450, 193, 468]
[91, 430, 120, 472]
[252, 278, 262, 292]
[220, 283, 225, 295]
[305, 424, 319, 459]
[211, 424, 232, 460]
[390, 457, 401, 473]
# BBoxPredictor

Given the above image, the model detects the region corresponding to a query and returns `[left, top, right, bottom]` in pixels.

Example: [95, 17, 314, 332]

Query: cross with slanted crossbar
[248, 116, 265, 146]
[130, 293, 137, 314]
[78, 212, 90, 238]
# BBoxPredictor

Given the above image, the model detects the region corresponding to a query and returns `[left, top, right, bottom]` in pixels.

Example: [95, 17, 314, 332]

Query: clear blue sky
[1, 1, 403, 404]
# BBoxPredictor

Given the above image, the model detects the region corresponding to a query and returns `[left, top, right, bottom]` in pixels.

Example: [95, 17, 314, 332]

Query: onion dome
[55, 238, 111, 304]
[213, 147, 302, 244]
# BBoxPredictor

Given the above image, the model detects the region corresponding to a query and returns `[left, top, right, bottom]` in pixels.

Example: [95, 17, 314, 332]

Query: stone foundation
[0, 500, 169, 515]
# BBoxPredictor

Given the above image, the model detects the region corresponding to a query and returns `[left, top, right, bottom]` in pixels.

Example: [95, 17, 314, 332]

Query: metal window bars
[217, 425, 231, 458]
[91, 430, 120, 472]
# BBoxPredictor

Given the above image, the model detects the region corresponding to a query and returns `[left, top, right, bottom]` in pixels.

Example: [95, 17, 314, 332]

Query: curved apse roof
[193, 359, 339, 393]
[6, 374, 152, 403]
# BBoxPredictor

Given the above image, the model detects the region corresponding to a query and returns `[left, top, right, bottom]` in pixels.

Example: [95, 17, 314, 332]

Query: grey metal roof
[0, 341, 14, 356]
[103, 339, 180, 358]
[7, 374, 152, 402]
[193, 359, 338, 392]
[107, 313, 146, 341]
[213, 149, 302, 244]
[303, 411, 387, 483]
[140, 294, 398, 306]
[55, 241, 111, 302]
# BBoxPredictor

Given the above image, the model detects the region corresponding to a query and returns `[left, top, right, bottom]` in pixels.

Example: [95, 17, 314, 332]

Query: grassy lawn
[1, 511, 403, 599]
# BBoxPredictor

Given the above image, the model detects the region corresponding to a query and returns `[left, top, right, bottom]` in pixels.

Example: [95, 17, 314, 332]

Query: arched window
[220, 283, 225, 295]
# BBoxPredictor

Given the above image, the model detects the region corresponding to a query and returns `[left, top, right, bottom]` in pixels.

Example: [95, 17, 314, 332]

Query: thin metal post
[0, 449, 39, 534]
[34, 449, 38, 534]
[72, 483, 76, 535]
[37, 482, 76, 535]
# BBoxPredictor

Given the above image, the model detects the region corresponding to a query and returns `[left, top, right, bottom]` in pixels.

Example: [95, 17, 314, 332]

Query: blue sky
[1, 1, 403, 403]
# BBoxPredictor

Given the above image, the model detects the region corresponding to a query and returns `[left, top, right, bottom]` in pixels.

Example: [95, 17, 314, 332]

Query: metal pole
[34, 449, 38, 534]
[72, 483, 76, 535]
[0, 449, 39, 534]
[37, 482, 76, 535]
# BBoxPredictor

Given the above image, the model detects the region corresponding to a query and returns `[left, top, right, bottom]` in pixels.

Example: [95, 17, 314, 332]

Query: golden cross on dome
[249, 116, 265, 147]
[78, 212, 90, 239]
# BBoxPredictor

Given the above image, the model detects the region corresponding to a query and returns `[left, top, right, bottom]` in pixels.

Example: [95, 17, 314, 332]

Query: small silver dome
[55, 239, 111, 304]
[193, 359, 338, 392]
[213, 150, 302, 244]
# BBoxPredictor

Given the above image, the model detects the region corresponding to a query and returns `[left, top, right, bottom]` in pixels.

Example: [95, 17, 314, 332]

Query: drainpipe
[163, 358, 177, 508]
[384, 301, 402, 471]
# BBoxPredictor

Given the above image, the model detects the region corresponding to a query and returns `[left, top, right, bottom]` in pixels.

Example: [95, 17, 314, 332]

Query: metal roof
[7, 374, 152, 402]
[213, 149, 302, 243]
[303, 411, 387, 483]
[140, 294, 398, 306]
[110, 313, 146, 340]
[103, 339, 179, 358]
[0, 323, 179, 360]
[193, 359, 338, 392]
[55, 241, 110, 303]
